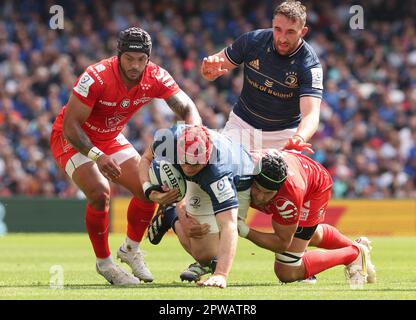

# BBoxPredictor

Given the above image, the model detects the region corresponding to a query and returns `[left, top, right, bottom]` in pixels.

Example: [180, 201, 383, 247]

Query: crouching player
[238, 150, 376, 287]
[138, 125, 254, 288]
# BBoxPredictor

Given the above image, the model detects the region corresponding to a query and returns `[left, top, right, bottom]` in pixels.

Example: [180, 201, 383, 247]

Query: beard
[119, 63, 143, 82]
[275, 38, 302, 56]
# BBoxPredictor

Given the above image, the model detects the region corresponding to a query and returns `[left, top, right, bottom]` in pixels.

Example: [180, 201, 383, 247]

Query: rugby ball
[149, 160, 187, 202]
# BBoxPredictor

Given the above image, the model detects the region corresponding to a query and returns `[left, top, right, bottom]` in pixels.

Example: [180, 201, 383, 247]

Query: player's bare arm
[241, 219, 297, 253]
[62, 94, 95, 155]
[294, 96, 321, 142]
[138, 146, 179, 205]
[165, 90, 202, 125]
[199, 208, 238, 288]
[284, 96, 321, 153]
[63, 94, 121, 180]
[200, 49, 237, 81]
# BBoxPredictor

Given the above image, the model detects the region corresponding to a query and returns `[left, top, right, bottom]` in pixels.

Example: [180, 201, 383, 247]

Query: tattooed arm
[165, 90, 202, 125]
[62, 93, 95, 156]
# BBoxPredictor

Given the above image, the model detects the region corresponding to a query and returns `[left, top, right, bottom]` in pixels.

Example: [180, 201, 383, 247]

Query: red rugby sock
[85, 203, 110, 259]
[318, 224, 354, 249]
[303, 246, 359, 279]
[127, 197, 157, 242]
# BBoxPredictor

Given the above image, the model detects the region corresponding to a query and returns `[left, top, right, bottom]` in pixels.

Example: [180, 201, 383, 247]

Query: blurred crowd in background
[0, 0, 415, 199]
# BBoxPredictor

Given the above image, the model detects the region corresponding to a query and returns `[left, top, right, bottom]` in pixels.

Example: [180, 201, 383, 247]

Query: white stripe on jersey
[164, 79, 175, 87]
[162, 73, 172, 83]
[154, 69, 164, 80]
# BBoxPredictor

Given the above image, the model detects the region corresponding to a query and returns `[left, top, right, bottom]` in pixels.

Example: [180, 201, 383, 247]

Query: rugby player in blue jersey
[201, 1, 321, 153]
[139, 125, 254, 288]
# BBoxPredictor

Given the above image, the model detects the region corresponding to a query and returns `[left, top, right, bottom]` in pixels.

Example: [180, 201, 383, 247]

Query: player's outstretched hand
[197, 274, 227, 289]
[201, 56, 229, 81]
[96, 154, 121, 181]
[284, 137, 314, 154]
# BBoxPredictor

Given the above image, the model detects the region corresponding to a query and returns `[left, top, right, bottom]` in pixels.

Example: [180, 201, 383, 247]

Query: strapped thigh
[275, 251, 305, 267]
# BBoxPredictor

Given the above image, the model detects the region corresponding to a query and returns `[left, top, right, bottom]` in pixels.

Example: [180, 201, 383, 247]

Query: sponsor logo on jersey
[88, 67, 104, 85]
[247, 76, 294, 99]
[133, 97, 151, 106]
[248, 59, 260, 70]
[106, 114, 127, 128]
[84, 121, 124, 133]
[94, 64, 106, 72]
[141, 84, 152, 91]
[300, 200, 310, 221]
[274, 197, 298, 220]
[74, 72, 95, 97]
[217, 179, 225, 191]
[120, 99, 130, 108]
[310, 67, 323, 90]
[99, 100, 117, 107]
[189, 196, 201, 209]
[284, 72, 298, 87]
[210, 177, 235, 203]
[264, 79, 274, 88]
[61, 138, 72, 153]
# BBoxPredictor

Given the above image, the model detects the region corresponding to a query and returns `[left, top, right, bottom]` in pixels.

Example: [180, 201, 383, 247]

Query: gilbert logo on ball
[149, 160, 187, 202]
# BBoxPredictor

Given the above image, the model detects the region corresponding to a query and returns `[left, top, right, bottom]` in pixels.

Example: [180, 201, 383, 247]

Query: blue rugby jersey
[225, 29, 323, 131]
[151, 125, 255, 214]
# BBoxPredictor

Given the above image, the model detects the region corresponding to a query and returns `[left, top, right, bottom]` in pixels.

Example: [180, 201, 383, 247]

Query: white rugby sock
[96, 256, 113, 269]
[122, 236, 139, 252]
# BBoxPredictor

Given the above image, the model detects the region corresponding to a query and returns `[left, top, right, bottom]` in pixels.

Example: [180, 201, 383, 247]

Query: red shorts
[50, 129, 138, 178]
[271, 187, 332, 228]
[298, 187, 331, 227]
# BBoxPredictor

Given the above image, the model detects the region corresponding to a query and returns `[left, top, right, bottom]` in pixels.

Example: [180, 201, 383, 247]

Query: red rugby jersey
[52, 56, 180, 143]
[251, 150, 333, 227]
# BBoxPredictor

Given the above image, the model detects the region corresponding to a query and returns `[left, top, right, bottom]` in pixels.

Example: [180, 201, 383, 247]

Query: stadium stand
[0, 0, 415, 198]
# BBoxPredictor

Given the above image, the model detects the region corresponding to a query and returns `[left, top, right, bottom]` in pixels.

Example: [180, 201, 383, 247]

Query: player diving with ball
[139, 124, 255, 288]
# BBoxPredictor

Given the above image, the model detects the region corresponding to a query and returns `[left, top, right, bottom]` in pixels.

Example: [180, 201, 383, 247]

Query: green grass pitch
[0, 233, 415, 300]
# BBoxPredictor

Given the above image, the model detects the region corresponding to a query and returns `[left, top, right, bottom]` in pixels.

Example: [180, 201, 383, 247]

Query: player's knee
[88, 187, 111, 210]
[274, 263, 299, 283]
[274, 269, 298, 283]
[274, 251, 305, 283]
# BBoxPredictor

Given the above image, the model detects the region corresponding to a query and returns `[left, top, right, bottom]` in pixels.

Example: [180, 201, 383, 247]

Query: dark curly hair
[255, 154, 288, 190]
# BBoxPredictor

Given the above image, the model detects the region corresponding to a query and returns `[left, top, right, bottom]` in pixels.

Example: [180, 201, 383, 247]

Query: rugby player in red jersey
[50, 27, 201, 285]
[238, 150, 376, 287]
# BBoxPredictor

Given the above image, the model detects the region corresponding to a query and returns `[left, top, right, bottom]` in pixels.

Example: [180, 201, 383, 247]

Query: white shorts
[65, 147, 138, 178]
[185, 181, 251, 234]
[222, 111, 297, 150]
